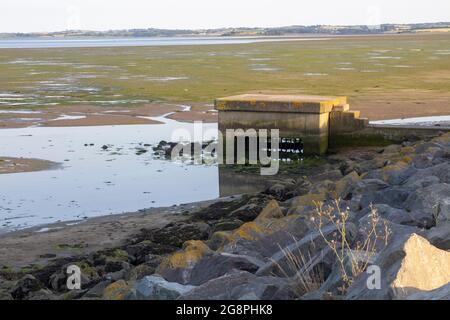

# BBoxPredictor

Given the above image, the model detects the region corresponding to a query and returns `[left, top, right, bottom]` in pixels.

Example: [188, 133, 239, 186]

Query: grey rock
[406, 175, 440, 189]
[382, 145, 402, 154]
[409, 163, 450, 184]
[105, 269, 129, 282]
[360, 187, 410, 209]
[221, 215, 311, 261]
[180, 270, 294, 300]
[414, 142, 444, 154]
[302, 249, 378, 299]
[49, 272, 67, 292]
[256, 224, 351, 277]
[126, 264, 155, 281]
[212, 220, 244, 233]
[11, 275, 43, 300]
[83, 280, 112, 298]
[387, 167, 417, 186]
[104, 261, 131, 273]
[187, 252, 265, 286]
[133, 275, 195, 300]
[312, 170, 343, 182]
[406, 282, 450, 300]
[352, 179, 389, 195]
[265, 182, 295, 200]
[0, 291, 13, 300]
[405, 183, 450, 224]
[356, 216, 421, 253]
[346, 233, 450, 300]
[27, 289, 59, 300]
[413, 154, 434, 169]
[0, 279, 14, 300]
[371, 204, 434, 229]
[426, 223, 450, 250]
[142, 221, 211, 247]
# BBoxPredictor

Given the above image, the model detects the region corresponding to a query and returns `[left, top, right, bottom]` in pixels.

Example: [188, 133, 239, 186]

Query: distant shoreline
[0, 35, 333, 49]
[1, 21, 448, 39]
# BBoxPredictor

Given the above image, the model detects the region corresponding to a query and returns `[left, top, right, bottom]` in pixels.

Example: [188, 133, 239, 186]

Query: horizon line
[1, 20, 449, 35]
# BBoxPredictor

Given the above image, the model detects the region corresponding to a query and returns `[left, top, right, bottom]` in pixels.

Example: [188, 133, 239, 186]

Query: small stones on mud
[152, 139, 217, 161]
[135, 147, 148, 155]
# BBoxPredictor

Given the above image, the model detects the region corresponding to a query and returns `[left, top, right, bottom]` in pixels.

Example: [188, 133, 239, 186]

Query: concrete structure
[215, 93, 450, 156]
[215, 94, 367, 155]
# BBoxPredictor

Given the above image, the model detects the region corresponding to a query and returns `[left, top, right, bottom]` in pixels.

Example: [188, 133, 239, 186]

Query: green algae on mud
[0, 34, 450, 120]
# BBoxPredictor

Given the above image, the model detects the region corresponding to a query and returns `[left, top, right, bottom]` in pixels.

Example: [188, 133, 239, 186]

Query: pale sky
[0, 0, 449, 33]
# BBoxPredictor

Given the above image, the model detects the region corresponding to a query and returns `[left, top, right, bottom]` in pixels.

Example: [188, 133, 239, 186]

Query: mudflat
[0, 33, 449, 127]
[0, 197, 231, 269]
[0, 156, 57, 174]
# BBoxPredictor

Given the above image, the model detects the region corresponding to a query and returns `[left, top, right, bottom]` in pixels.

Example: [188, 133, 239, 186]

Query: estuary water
[0, 116, 219, 232]
[0, 36, 328, 49]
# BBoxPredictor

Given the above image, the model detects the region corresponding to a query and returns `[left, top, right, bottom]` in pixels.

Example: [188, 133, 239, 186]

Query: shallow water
[370, 115, 450, 126]
[0, 37, 328, 49]
[0, 116, 219, 232]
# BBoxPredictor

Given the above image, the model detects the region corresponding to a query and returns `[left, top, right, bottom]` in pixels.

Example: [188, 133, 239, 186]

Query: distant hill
[1, 22, 449, 38]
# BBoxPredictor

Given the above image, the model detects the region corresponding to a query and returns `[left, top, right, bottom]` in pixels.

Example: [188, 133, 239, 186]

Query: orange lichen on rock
[158, 240, 212, 271]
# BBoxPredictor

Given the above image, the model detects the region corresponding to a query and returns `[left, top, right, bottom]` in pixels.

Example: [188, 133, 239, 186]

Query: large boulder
[10, 275, 43, 300]
[0, 278, 14, 300]
[255, 200, 284, 220]
[330, 171, 361, 199]
[49, 261, 100, 292]
[346, 234, 450, 299]
[179, 270, 295, 300]
[404, 183, 450, 224]
[426, 223, 450, 250]
[158, 248, 264, 286]
[352, 179, 389, 195]
[363, 161, 416, 186]
[187, 253, 264, 286]
[368, 204, 434, 229]
[217, 214, 311, 261]
[132, 275, 195, 300]
[156, 240, 212, 285]
[83, 280, 112, 299]
[102, 280, 132, 300]
[360, 187, 411, 209]
[264, 180, 297, 200]
[302, 248, 378, 299]
[312, 170, 343, 182]
[255, 224, 346, 277]
[406, 282, 450, 300]
[407, 163, 450, 185]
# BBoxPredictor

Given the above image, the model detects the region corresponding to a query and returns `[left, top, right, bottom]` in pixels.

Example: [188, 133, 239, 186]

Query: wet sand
[0, 196, 238, 269]
[352, 90, 450, 121]
[0, 157, 58, 175]
[0, 102, 218, 129]
[167, 104, 218, 123]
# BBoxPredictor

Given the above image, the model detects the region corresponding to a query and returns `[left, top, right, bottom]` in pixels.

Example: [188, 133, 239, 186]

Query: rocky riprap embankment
[2, 133, 450, 300]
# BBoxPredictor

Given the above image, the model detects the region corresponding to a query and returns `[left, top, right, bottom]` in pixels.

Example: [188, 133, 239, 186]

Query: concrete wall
[215, 93, 450, 155]
[329, 124, 450, 150]
[218, 110, 329, 155]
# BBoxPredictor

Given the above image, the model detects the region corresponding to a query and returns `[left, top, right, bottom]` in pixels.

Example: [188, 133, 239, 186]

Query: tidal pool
[0, 116, 219, 232]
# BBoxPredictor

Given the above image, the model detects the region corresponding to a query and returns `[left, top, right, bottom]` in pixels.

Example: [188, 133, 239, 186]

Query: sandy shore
[0, 196, 239, 269]
[0, 157, 58, 175]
